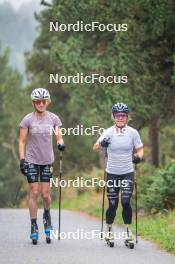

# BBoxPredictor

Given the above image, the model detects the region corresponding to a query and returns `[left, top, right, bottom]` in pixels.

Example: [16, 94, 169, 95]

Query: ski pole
[100, 149, 107, 239]
[58, 151, 63, 240]
[12, 179, 23, 208]
[134, 164, 138, 244]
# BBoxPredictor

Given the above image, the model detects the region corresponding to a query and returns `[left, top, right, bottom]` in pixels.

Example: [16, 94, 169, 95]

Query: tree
[27, 0, 175, 168]
[0, 48, 30, 207]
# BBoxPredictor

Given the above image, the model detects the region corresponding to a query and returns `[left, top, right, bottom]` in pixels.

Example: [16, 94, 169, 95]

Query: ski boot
[30, 222, 39, 245]
[43, 211, 52, 243]
[105, 224, 114, 247]
[124, 227, 134, 249]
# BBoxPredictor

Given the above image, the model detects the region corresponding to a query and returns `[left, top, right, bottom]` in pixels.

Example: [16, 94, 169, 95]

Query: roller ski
[43, 211, 53, 244]
[105, 224, 114, 248]
[30, 222, 39, 245]
[124, 227, 134, 249]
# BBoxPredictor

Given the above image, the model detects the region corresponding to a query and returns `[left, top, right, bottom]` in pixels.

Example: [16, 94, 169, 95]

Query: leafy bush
[143, 161, 175, 213]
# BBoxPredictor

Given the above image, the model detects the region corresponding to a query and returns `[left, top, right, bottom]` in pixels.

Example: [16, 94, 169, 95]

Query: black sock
[31, 218, 37, 224]
[44, 208, 50, 215]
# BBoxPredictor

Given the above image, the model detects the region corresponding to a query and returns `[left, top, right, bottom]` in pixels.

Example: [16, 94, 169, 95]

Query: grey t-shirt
[97, 125, 143, 175]
[19, 111, 62, 165]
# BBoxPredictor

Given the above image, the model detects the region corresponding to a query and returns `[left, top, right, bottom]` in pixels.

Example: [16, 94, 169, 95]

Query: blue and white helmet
[31, 88, 51, 101]
[112, 102, 129, 114]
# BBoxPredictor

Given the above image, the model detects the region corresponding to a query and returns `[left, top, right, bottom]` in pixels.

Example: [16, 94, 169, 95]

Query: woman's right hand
[20, 159, 28, 176]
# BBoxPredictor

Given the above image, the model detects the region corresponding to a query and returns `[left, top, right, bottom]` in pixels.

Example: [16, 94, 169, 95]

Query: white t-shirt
[97, 125, 143, 175]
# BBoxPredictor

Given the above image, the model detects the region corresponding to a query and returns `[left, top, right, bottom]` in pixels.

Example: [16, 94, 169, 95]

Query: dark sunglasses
[114, 113, 128, 119]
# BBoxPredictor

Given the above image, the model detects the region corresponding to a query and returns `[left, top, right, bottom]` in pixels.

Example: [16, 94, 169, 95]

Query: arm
[93, 138, 110, 152]
[133, 129, 144, 164]
[133, 146, 144, 164]
[93, 129, 110, 153]
[135, 146, 144, 159]
[93, 142, 101, 153]
[19, 128, 28, 160]
[55, 127, 64, 145]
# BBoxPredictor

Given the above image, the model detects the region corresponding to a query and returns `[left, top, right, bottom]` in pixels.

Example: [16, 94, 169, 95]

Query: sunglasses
[33, 100, 47, 105]
[114, 113, 128, 119]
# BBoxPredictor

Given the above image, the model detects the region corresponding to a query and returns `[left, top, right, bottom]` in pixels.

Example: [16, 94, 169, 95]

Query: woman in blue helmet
[93, 103, 144, 247]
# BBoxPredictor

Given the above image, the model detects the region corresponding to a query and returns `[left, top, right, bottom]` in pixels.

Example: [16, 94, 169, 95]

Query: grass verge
[52, 189, 175, 254]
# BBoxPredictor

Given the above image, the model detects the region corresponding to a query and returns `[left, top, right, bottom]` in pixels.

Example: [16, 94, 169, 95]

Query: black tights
[106, 172, 134, 225]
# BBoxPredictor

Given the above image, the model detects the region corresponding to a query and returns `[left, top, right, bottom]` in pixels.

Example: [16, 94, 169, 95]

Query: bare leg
[41, 182, 51, 209]
[28, 182, 39, 219]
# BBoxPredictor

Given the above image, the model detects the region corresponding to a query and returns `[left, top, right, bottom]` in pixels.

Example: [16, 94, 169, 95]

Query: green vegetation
[0, 0, 175, 254]
[0, 49, 30, 207]
[143, 161, 175, 212]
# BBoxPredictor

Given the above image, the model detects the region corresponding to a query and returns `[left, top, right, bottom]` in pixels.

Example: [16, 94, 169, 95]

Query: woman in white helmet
[19, 88, 65, 244]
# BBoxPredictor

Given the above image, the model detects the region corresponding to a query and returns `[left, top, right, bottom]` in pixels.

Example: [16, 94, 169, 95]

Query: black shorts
[106, 172, 134, 200]
[24, 162, 53, 183]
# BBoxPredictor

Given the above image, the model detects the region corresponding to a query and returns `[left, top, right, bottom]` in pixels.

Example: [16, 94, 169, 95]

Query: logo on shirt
[116, 127, 127, 136]
[30, 125, 52, 135]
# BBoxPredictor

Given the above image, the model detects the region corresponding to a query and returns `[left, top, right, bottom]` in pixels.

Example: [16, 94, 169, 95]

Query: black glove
[20, 159, 28, 176]
[100, 138, 110, 148]
[133, 154, 142, 164]
[58, 144, 66, 151]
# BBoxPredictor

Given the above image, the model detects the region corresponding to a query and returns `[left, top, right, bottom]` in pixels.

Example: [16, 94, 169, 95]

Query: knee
[41, 192, 50, 201]
[121, 198, 130, 208]
[30, 190, 39, 200]
[108, 198, 118, 210]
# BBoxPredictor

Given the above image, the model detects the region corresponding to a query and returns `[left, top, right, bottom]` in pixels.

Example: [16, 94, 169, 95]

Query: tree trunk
[148, 118, 159, 167]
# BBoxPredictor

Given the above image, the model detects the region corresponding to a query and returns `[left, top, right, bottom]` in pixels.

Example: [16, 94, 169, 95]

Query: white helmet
[31, 88, 51, 101]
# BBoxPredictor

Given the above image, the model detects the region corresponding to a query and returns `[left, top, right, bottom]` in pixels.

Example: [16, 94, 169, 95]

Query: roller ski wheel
[46, 236, 51, 244]
[105, 225, 115, 248]
[124, 228, 134, 249]
[30, 223, 39, 245]
[125, 240, 134, 249]
[105, 238, 114, 248]
[32, 238, 38, 245]
[43, 212, 52, 244]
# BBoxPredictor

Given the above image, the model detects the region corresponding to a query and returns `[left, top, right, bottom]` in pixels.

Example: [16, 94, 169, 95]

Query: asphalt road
[0, 209, 174, 264]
